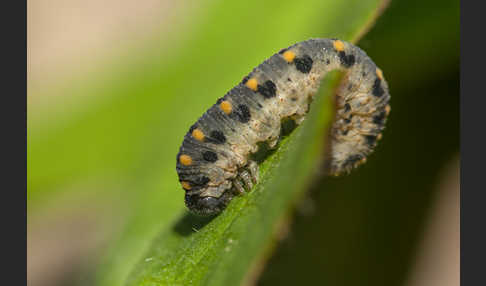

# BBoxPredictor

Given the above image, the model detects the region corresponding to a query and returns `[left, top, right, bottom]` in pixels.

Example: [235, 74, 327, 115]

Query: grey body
[176, 38, 390, 216]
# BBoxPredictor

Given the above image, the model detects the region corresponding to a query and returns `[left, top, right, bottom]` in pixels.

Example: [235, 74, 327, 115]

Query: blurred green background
[27, 0, 459, 286]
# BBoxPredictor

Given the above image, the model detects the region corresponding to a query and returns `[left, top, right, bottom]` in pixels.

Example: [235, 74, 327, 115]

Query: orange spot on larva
[179, 154, 193, 166]
[246, 78, 258, 91]
[333, 40, 345, 52]
[376, 68, 384, 80]
[220, 100, 233, 114]
[192, 128, 205, 141]
[282, 50, 296, 63]
[181, 181, 191, 190]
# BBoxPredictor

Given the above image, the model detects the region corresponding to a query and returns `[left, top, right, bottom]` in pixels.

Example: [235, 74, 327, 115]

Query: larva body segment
[176, 38, 390, 216]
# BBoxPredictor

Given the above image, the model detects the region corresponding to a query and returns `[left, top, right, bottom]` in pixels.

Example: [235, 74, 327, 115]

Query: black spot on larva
[343, 154, 363, 167]
[193, 176, 210, 187]
[287, 78, 292, 82]
[237, 104, 251, 123]
[189, 124, 197, 133]
[372, 78, 384, 97]
[342, 129, 349, 135]
[257, 80, 277, 99]
[257, 103, 263, 108]
[326, 59, 330, 65]
[373, 111, 386, 125]
[278, 48, 288, 54]
[291, 97, 297, 102]
[294, 55, 313, 73]
[364, 135, 377, 146]
[216, 97, 224, 104]
[242, 76, 249, 84]
[344, 103, 351, 112]
[209, 130, 226, 144]
[362, 71, 367, 77]
[338, 51, 355, 68]
[344, 118, 351, 124]
[347, 84, 353, 91]
[203, 151, 218, 162]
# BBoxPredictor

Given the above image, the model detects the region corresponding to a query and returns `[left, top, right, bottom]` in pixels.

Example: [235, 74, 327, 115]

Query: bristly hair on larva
[176, 38, 391, 216]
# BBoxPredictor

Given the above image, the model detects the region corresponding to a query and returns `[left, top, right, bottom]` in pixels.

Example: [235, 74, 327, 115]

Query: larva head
[178, 174, 234, 216]
[184, 191, 233, 216]
[177, 151, 236, 216]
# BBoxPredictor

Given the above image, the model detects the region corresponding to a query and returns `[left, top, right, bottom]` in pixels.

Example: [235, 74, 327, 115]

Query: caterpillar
[176, 38, 390, 216]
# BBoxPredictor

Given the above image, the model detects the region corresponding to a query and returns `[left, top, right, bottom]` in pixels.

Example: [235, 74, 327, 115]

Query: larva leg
[268, 137, 279, 149]
[239, 169, 253, 190]
[290, 114, 306, 125]
[247, 160, 259, 183]
[294, 116, 306, 125]
[233, 179, 245, 194]
[234, 161, 259, 193]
